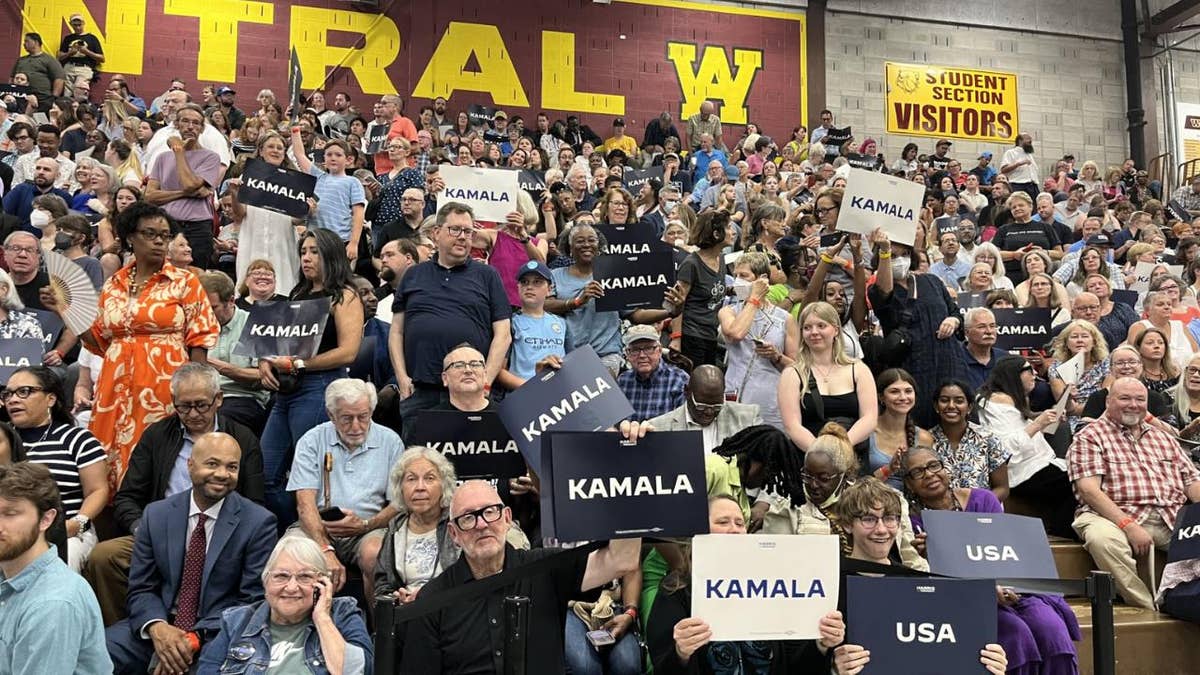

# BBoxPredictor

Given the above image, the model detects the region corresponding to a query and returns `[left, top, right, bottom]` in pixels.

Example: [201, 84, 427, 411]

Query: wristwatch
[293, 358, 306, 373]
[71, 514, 92, 533]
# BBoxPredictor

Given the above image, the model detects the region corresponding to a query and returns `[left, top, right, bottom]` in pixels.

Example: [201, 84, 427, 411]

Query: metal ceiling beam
[1145, 0, 1200, 37]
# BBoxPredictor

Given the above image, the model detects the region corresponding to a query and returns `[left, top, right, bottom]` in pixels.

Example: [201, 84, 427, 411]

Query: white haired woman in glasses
[198, 535, 372, 674]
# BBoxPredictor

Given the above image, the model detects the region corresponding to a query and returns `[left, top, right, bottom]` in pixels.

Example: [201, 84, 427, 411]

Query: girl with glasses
[901, 448, 1080, 675]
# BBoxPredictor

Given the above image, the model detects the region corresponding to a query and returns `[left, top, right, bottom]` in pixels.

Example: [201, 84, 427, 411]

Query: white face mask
[731, 277, 752, 300]
[29, 210, 50, 229]
[664, 200, 679, 213]
[891, 256, 911, 279]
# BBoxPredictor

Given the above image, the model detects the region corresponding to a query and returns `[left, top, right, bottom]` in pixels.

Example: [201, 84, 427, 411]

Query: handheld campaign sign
[517, 169, 546, 200]
[847, 577, 997, 675]
[923, 511, 1058, 593]
[845, 153, 881, 171]
[596, 223, 672, 256]
[238, 159, 318, 218]
[233, 297, 331, 359]
[436, 165, 520, 222]
[822, 126, 853, 151]
[287, 47, 303, 124]
[407, 411, 526, 481]
[541, 430, 707, 541]
[364, 124, 389, 155]
[957, 291, 989, 310]
[497, 345, 634, 477]
[0, 338, 47, 382]
[623, 166, 665, 192]
[691, 534, 840, 641]
[1168, 503, 1200, 563]
[467, 104, 495, 130]
[593, 252, 676, 312]
[1167, 199, 1191, 223]
[991, 307, 1052, 350]
[835, 168, 924, 246]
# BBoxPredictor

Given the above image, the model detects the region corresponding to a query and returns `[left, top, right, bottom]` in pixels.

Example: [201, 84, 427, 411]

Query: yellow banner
[885, 62, 1018, 143]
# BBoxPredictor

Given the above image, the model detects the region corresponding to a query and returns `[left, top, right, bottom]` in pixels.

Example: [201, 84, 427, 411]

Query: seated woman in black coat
[646, 495, 845, 674]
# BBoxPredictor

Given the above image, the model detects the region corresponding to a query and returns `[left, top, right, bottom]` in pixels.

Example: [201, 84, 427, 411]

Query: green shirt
[211, 307, 269, 405]
[11, 52, 65, 98]
[267, 619, 311, 673]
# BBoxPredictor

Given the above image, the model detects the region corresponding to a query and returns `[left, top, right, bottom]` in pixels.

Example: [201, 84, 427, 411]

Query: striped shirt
[21, 424, 106, 518]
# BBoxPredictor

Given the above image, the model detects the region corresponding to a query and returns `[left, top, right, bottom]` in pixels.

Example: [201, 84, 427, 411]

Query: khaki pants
[62, 64, 93, 86]
[82, 534, 133, 626]
[1073, 510, 1172, 609]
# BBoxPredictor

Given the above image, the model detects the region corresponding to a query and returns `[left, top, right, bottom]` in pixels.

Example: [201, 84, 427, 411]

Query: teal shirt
[0, 546, 112, 674]
[286, 421, 404, 518]
[211, 307, 269, 405]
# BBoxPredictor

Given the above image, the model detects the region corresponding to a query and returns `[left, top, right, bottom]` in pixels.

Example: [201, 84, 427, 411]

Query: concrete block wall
[822, 11, 1132, 171]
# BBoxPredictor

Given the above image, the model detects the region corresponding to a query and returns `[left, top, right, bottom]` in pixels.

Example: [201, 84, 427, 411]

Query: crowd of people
[2, 14, 1200, 675]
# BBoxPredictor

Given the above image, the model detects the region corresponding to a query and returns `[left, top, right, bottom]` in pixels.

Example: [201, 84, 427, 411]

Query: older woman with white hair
[0, 267, 45, 340]
[968, 242, 1014, 291]
[198, 535, 373, 675]
[991, 191, 1064, 284]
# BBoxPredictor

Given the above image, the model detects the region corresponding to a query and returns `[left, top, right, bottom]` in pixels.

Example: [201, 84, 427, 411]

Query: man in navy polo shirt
[390, 201, 512, 425]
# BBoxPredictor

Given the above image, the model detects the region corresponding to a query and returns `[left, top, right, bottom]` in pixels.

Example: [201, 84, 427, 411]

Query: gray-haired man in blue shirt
[0, 462, 111, 674]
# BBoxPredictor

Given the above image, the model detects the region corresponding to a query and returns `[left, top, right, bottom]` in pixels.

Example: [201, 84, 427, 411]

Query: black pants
[179, 218, 215, 269]
[679, 334, 719, 370]
[1010, 464, 1078, 540]
[1009, 181, 1040, 204]
[220, 396, 268, 437]
[398, 386, 448, 441]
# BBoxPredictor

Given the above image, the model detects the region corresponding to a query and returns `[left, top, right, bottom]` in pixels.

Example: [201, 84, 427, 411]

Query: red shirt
[373, 115, 418, 174]
[1068, 415, 1200, 527]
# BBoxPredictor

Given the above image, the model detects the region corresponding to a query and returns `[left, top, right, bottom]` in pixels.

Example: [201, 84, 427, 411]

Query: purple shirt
[909, 488, 1003, 532]
[149, 147, 224, 222]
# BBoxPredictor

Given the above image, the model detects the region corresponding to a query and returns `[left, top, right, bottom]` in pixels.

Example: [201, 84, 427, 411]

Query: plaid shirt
[618, 361, 689, 421]
[1068, 415, 1200, 527]
[413, 150, 431, 175]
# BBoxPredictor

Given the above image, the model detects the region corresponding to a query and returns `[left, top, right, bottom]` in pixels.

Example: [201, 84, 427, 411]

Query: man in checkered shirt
[1068, 377, 1200, 608]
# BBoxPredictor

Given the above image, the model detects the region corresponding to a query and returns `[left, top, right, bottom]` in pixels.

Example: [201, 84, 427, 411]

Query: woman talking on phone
[198, 536, 372, 674]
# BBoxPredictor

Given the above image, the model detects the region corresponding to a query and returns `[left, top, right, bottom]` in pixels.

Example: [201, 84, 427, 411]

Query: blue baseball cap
[517, 260, 553, 282]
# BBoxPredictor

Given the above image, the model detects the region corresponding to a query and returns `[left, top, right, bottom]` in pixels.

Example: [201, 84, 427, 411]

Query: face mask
[803, 474, 845, 510]
[54, 232, 74, 250]
[29, 210, 50, 229]
[891, 256, 911, 278]
[664, 200, 679, 212]
[731, 278, 752, 300]
[1022, 143, 1035, 154]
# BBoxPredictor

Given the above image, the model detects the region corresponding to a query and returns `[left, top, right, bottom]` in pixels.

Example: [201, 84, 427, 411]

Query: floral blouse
[931, 423, 1011, 491]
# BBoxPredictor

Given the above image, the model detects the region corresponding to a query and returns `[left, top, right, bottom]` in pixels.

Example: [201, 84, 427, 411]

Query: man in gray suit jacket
[646, 365, 762, 451]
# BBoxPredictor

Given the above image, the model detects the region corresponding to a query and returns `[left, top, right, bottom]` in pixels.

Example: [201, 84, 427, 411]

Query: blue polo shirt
[396, 257, 511, 385]
[286, 421, 404, 518]
[960, 342, 1011, 394]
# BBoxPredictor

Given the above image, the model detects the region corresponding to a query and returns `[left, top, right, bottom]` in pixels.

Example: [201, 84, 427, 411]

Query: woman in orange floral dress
[49, 201, 219, 493]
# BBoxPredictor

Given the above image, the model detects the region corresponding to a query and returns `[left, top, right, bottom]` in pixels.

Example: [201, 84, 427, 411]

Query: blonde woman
[1075, 160, 1103, 196]
[1048, 319, 1109, 430]
[1173, 353, 1200, 441]
[104, 139, 143, 187]
[778, 301, 878, 452]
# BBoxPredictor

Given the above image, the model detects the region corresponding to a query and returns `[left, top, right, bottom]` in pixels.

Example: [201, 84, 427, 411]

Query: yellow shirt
[603, 134, 639, 158]
[705, 453, 749, 522]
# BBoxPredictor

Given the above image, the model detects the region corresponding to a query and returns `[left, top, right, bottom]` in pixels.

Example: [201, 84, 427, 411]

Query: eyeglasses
[443, 359, 486, 373]
[625, 343, 658, 356]
[1112, 360, 1141, 369]
[266, 570, 322, 587]
[248, 270, 275, 279]
[856, 514, 901, 529]
[443, 226, 472, 238]
[905, 459, 945, 480]
[1187, 367, 1200, 376]
[1074, 304, 1100, 312]
[1020, 364, 1034, 373]
[688, 392, 724, 414]
[815, 207, 837, 217]
[174, 396, 217, 415]
[800, 470, 840, 486]
[452, 503, 504, 530]
[0, 386, 45, 401]
[137, 229, 173, 243]
[3, 245, 37, 256]
[401, 197, 424, 203]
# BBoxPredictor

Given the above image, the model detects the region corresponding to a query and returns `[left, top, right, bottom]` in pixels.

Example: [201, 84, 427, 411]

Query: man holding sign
[1068, 377, 1200, 609]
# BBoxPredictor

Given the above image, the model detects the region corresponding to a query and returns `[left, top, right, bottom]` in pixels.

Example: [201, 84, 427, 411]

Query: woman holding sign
[228, 131, 304, 294]
[1048, 320, 1109, 431]
[901, 448, 1081, 675]
[646, 495, 848, 675]
[258, 228, 364, 526]
[831, 479, 1010, 675]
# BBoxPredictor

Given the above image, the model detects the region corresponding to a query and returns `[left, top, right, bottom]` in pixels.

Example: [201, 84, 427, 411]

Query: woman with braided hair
[711, 424, 807, 526]
[866, 369, 933, 489]
[756, 423, 928, 570]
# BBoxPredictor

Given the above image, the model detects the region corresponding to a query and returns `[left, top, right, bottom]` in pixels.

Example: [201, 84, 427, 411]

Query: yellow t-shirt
[603, 135, 639, 158]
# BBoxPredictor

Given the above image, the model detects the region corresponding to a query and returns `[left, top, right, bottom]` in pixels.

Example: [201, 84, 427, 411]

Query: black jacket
[112, 412, 265, 534]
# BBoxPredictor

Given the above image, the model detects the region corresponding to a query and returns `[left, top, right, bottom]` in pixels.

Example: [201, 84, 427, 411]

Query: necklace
[812, 361, 837, 383]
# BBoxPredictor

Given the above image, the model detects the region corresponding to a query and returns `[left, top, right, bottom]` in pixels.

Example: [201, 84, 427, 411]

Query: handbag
[569, 588, 618, 631]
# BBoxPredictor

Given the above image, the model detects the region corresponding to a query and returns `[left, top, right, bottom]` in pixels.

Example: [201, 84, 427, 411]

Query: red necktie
[173, 513, 208, 631]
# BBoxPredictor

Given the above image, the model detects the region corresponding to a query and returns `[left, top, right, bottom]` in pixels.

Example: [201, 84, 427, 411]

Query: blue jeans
[261, 368, 345, 531]
[564, 611, 643, 675]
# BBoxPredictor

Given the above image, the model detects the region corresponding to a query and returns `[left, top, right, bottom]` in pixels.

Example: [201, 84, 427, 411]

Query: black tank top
[800, 366, 860, 438]
[292, 288, 341, 356]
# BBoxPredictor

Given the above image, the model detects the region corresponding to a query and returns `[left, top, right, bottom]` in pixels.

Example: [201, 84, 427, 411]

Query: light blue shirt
[286, 421, 403, 518]
[510, 312, 567, 380]
[307, 165, 366, 242]
[930, 256, 973, 289]
[167, 420, 220, 497]
[0, 546, 112, 674]
[550, 267, 623, 357]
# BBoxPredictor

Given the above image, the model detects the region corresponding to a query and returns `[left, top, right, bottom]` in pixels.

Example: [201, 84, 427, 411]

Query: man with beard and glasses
[1000, 132, 1040, 203]
[1068, 377, 1200, 609]
[105, 432, 277, 675]
[0, 462, 112, 674]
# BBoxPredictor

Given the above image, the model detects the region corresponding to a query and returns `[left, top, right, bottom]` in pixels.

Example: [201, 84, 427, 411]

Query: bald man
[1068, 377, 1200, 608]
[108, 433, 277, 674]
[646, 364, 761, 453]
[400, 479, 641, 673]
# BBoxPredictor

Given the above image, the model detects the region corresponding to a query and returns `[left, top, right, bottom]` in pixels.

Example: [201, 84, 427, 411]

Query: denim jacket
[196, 596, 373, 675]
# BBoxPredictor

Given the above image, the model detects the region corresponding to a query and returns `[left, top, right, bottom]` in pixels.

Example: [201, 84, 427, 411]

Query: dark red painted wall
[2, 0, 805, 142]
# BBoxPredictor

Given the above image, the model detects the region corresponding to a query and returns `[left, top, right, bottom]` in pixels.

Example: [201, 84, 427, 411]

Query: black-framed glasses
[137, 229, 172, 243]
[444, 225, 472, 238]
[452, 503, 504, 530]
[443, 359, 485, 373]
[175, 396, 218, 415]
[905, 459, 945, 481]
[0, 386, 45, 401]
[1020, 364, 1034, 373]
[856, 514, 901, 529]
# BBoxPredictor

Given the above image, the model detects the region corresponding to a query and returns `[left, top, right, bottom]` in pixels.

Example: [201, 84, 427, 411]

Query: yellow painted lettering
[289, 6, 400, 95]
[412, 22, 529, 107]
[163, 0, 273, 82]
[540, 31, 623, 115]
[667, 42, 763, 125]
[20, 0, 146, 75]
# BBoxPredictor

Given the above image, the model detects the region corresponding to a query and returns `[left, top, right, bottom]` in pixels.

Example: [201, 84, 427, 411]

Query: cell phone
[819, 232, 843, 248]
[752, 337, 765, 346]
[319, 507, 344, 522]
[313, 585, 321, 604]
[586, 629, 615, 647]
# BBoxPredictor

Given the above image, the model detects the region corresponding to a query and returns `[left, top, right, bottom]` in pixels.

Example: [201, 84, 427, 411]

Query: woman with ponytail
[674, 209, 735, 367]
[760, 423, 927, 570]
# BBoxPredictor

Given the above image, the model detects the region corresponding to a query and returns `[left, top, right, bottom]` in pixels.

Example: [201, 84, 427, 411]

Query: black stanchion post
[503, 595, 530, 675]
[374, 599, 396, 675]
[1088, 571, 1116, 675]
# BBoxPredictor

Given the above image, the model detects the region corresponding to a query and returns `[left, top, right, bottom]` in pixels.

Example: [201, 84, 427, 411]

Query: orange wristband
[748, 298, 762, 307]
[879, 465, 891, 479]
[670, 332, 682, 340]
[1117, 517, 1134, 530]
